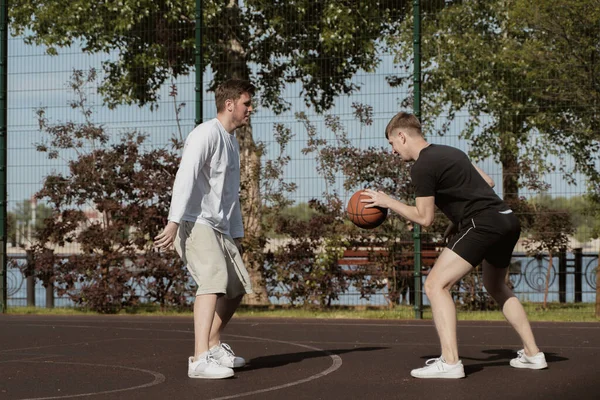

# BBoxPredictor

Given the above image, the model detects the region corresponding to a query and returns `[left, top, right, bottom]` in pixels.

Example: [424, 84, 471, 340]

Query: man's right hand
[154, 221, 179, 249]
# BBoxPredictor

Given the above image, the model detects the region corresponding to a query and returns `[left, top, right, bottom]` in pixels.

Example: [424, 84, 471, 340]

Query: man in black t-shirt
[362, 112, 547, 379]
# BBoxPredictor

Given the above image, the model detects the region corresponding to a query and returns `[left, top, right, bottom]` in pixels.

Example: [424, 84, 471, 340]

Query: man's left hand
[362, 188, 392, 209]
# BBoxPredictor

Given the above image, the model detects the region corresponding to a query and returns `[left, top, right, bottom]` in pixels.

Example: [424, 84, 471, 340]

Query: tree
[10, 1, 412, 111]
[9, 0, 416, 304]
[388, 0, 600, 206]
[529, 193, 600, 243]
[7, 200, 53, 247]
[523, 204, 574, 309]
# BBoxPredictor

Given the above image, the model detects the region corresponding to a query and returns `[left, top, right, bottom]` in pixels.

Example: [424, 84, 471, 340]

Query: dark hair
[215, 79, 255, 112]
[385, 112, 422, 138]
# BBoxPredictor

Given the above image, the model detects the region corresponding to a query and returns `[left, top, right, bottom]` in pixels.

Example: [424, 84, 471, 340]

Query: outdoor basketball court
[1, 315, 598, 399]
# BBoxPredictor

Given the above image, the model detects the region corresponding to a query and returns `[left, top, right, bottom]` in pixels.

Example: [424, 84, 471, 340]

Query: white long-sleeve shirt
[168, 118, 244, 238]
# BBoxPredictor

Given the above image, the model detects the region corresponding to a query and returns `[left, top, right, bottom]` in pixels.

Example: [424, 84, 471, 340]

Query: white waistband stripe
[451, 219, 476, 250]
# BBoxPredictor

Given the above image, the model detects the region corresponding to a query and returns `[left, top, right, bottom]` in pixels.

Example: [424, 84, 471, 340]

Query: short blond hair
[385, 112, 422, 138]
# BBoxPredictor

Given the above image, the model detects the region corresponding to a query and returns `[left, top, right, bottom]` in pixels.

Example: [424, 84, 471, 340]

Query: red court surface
[1, 315, 598, 400]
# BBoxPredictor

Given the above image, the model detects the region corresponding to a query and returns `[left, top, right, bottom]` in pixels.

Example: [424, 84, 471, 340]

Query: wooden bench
[338, 243, 442, 277]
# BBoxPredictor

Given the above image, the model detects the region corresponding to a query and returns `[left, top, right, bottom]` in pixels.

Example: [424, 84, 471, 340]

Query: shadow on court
[239, 347, 388, 372]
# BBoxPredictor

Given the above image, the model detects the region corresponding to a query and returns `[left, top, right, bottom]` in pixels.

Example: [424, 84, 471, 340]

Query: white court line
[5, 361, 166, 400]
[0, 337, 137, 354]
[0, 355, 63, 363]
[208, 333, 342, 400]
[1, 323, 343, 400]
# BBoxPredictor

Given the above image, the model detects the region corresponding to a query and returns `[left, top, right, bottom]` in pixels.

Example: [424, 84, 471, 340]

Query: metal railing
[7, 250, 598, 309]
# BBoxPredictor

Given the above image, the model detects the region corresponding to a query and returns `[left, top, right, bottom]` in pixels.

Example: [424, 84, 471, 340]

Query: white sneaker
[210, 342, 246, 368]
[188, 353, 234, 379]
[510, 350, 548, 370]
[410, 357, 465, 379]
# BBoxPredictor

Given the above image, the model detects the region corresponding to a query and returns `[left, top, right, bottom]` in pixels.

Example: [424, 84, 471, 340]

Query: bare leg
[208, 294, 244, 348]
[425, 249, 473, 364]
[193, 294, 218, 360]
[482, 261, 540, 356]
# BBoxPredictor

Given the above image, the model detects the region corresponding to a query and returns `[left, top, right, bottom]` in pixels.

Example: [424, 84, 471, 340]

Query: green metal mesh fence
[4, 1, 599, 317]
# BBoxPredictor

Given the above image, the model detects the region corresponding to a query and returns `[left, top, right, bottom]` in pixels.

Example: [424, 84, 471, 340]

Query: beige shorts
[174, 221, 253, 298]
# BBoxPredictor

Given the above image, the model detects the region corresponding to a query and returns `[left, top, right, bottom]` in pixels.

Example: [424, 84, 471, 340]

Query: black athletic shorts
[446, 208, 521, 268]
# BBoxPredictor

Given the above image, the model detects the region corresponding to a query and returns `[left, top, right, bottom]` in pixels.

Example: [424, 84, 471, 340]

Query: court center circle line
[8, 360, 165, 400]
[208, 333, 343, 400]
[2, 323, 342, 400]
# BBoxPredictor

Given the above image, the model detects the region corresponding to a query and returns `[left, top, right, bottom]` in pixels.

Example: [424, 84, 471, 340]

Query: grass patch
[235, 303, 599, 322]
[6, 302, 599, 322]
[6, 305, 193, 317]
[234, 305, 421, 320]
[7, 306, 99, 316]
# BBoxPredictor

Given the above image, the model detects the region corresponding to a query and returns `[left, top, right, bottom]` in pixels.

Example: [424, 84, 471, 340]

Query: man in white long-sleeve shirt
[155, 79, 254, 379]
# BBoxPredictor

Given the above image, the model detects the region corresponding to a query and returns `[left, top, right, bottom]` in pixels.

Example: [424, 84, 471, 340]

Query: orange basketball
[346, 190, 388, 229]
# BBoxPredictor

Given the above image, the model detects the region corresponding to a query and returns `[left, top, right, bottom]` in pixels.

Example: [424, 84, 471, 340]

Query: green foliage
[388, 0, 600, 199]
[246, 1, 408, 112]
[529, 193, 600, 242]
[263, 202, 321, 239]
[523, 204, 575, 255]
[7, 200, 53, 247]
[10, 0, 408, 112]
[521, 198, 576, 309]
[11, 0, 196, 108]
[280, 203, 319, 222]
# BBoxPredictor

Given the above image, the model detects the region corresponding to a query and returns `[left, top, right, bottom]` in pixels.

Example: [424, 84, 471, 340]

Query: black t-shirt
[410, 144, 506, 225]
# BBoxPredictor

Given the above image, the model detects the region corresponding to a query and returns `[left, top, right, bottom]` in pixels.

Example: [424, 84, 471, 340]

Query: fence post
[27, 276, 35, 306]
[573, 248, 582, 303]
[0, 0, 8, 314]
[558, 249, 567, 303]
[45, 281, 54, 308]
[412, 0, 423, 320]
[195, 0, 203, 125]
[26, 250, 35, 307]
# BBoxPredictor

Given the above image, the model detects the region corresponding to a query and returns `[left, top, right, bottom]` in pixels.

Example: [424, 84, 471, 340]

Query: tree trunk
[499, 133, 520, 205]
[237, 125, 269, 305]
[45, 280, 54, 309]
[498, 112, 530, 209]
[221, 1, 269, 305]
